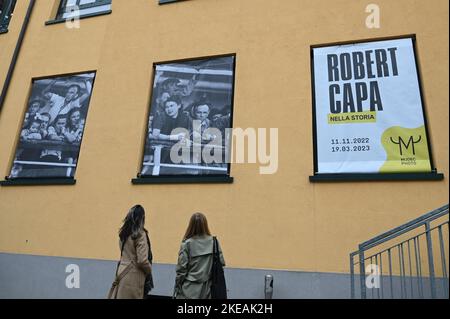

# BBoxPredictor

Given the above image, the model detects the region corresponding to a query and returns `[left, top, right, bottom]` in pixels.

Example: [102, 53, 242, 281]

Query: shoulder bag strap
[115, 238, 126, 277]
[213, 236, 218, 257]
[145, 230, 153, 264]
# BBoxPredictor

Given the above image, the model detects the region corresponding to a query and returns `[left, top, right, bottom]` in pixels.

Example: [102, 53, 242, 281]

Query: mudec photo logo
[390, 135, 422, 156]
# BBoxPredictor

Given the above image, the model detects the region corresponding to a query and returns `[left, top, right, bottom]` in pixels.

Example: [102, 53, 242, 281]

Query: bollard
[264, 275, 273, 299]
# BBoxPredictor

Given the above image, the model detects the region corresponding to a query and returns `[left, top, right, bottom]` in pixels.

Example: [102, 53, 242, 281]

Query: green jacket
[174, 235, 225, 299]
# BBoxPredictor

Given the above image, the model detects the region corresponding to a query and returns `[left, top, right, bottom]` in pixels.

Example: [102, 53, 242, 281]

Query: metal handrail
[350, 204, 449, 299]
[360, 205, 449, 250]
[362, 221, 449, 261]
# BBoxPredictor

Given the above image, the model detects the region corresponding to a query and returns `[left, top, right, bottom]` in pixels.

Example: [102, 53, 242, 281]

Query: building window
[309, 35, 443, 182]
[139, 55, 236, 179]
[7, 72, 96, 180]
[0, 0, 17, 33]
[159, 0, 183, 5]
[56, 0, 111, 20]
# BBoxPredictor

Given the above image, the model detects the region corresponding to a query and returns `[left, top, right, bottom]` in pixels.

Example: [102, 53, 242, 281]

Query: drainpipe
[0, 0, 36, 114]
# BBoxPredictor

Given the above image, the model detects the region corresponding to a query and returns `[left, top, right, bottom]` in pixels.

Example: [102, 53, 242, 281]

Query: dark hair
[66, 108, 82, 131]
[183, 212, 211, 240]
[164, 95, 182, 107]
[26, 118, 42, 130]
[190, 102, 211, 118]
[67, 84, 82, 95]
[194, 102, 211, 111]
[54, 114, 67, 124]
[29, 99, 45, 110]
[119, 205, 146, 243]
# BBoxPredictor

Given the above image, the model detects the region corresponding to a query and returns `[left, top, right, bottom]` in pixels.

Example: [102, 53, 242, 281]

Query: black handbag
[211, 236, 227, 299]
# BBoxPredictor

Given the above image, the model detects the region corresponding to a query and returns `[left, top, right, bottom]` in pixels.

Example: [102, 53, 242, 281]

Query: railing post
[359, 246, 366, 299]
[438, 225, 449, 298]
[152, 145, 162, 176]
[350, 253, 355, 299]
[425, 222, 436, 298]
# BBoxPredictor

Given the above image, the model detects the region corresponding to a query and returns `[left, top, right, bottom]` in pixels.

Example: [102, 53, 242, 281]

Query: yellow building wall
[0, 0, 448, 274]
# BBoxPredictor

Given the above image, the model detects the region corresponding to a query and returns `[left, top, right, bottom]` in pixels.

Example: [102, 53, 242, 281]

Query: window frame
[46, 0, 112, 25]
[132, 53, 237, 185]
[159, 0, 183, 5]
[309, 34, 444, 183]
[0, 70, 97, 187]
[0, 0, 17, 34]
[57, 0, 112, 17]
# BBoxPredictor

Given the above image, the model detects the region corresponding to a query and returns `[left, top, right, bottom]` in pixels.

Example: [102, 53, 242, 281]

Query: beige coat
[108, 230, 152, 299]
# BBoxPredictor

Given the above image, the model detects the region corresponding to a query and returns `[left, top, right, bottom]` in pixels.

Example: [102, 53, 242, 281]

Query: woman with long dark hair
[65, 108, 85, 144]
[174, 212, 225, 299]
[108, 205, 153, 299]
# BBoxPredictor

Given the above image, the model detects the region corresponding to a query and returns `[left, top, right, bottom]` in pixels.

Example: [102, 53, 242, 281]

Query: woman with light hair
[174, 212, 225, 299]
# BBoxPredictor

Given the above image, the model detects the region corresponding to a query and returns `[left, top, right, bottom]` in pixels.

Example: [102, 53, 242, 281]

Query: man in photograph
[23, 99, 46, 128]
[41, 78, 92, 124]
[160, 76, 197, 98]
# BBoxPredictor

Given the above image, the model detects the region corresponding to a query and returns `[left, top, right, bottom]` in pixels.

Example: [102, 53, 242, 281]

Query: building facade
[0, 0, 448, 299]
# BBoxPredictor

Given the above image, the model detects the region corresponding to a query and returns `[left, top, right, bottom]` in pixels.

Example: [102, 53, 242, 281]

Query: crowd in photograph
[148, 77, 231, 144]
[9, 75, 94, 179]
[143, 75, 233, 175]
